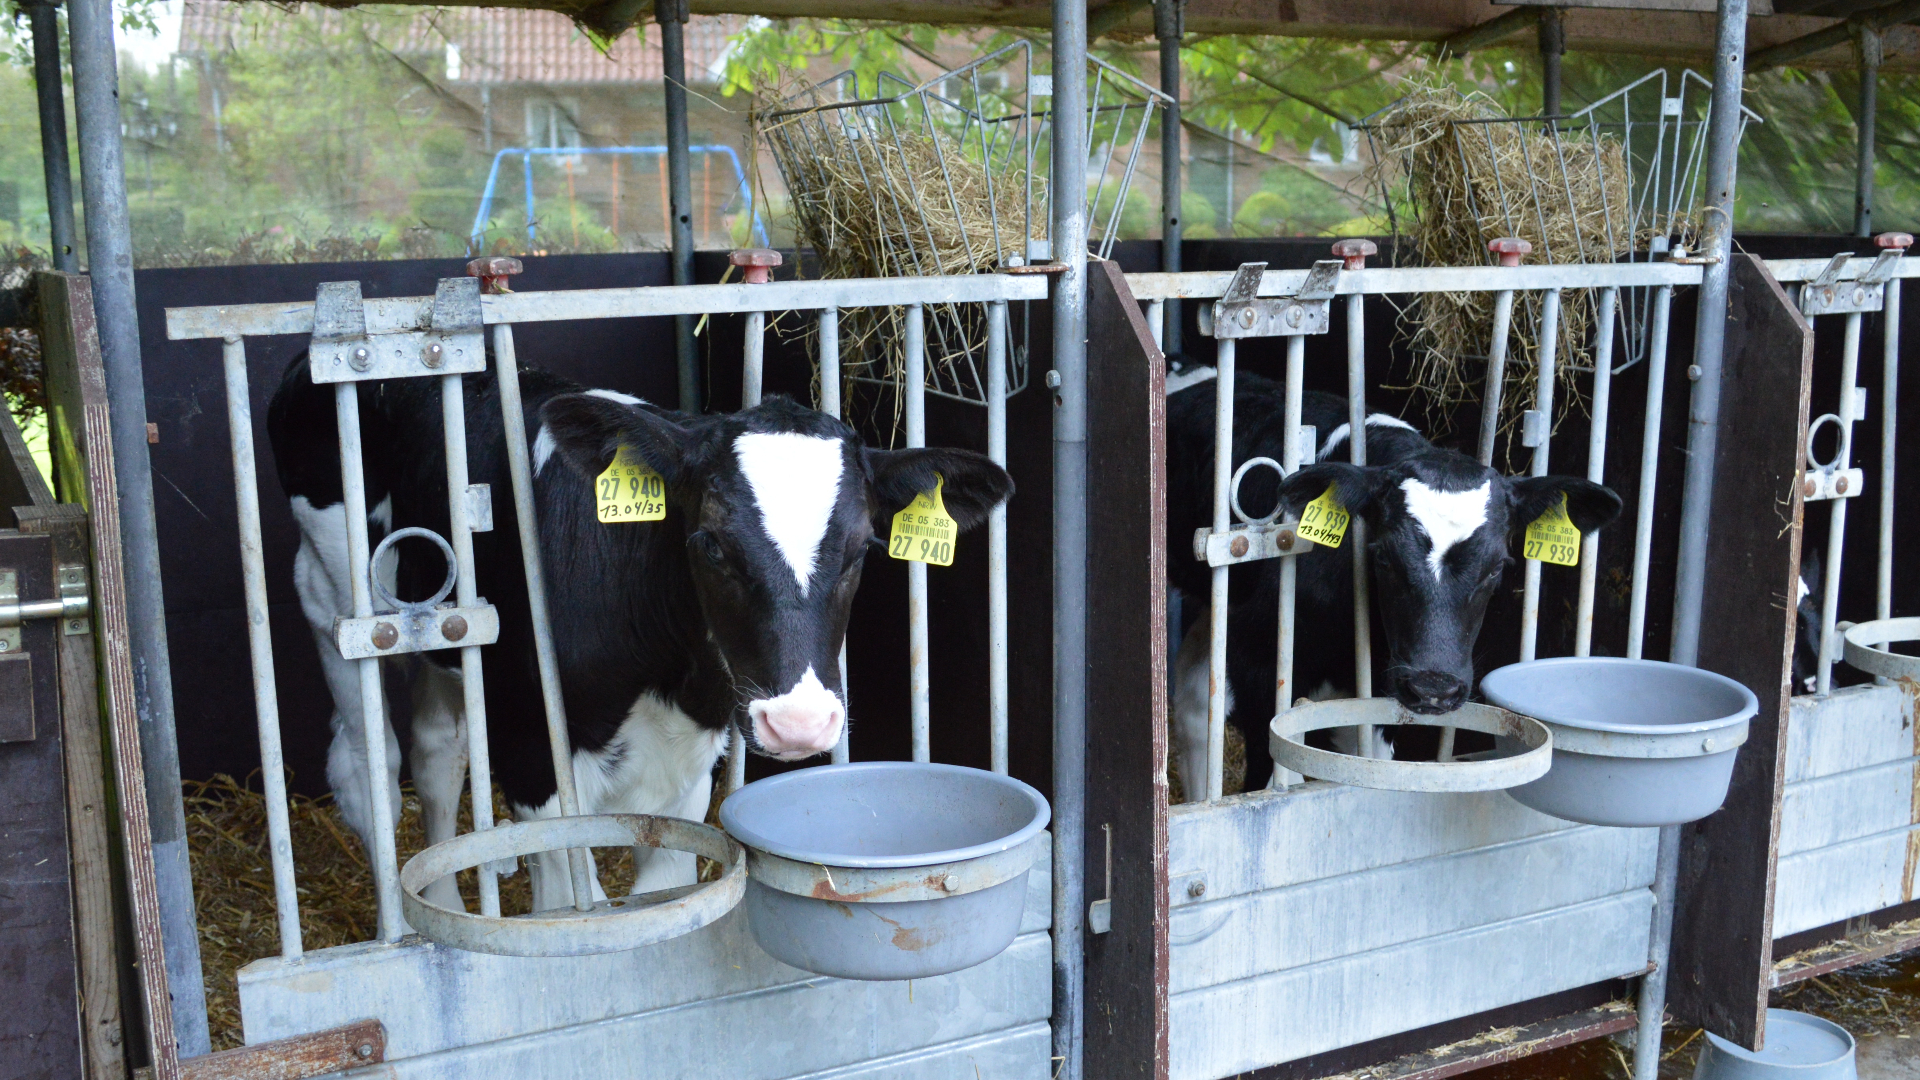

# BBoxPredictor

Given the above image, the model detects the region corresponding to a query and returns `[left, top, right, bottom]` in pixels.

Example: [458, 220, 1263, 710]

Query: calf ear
[1279, 462, 1380, 519]
[1507, 476, 1622, 534]
[865, 447, 1013, 532]
[540, 394, 692, 484]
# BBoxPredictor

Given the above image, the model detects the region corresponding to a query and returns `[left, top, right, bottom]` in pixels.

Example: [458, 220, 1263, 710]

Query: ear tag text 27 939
[595, 446, 667, 523]
[1296, 486, 1351, 548]
[889, 476, 957, 567]
[1523, 493, 1581, 566]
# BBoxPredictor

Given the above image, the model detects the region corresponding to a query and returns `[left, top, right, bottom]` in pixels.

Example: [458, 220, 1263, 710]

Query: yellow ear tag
[888, 476, 957, 567]
[1523, 492, 1582, 566]
[594, 446, 667, 523]
[1296, 486, 1351, 548]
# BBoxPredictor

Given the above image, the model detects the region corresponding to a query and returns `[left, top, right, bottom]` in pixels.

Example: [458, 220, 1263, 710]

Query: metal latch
[0, 564, 91, 653]
[1799, 245, 1904, 317]
[1200, 260, 1342, 339]
[309, 276, 488, 384]
[1088, 823, 1112, 935]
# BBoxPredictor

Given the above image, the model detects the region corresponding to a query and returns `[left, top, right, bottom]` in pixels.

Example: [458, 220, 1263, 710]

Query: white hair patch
[532, 425, 557, 475]
[1398, 478, 1491, 580]
[584, 388, 645, 406]
[1319, 413, 1418, 460]
[734, 432, 846, 595]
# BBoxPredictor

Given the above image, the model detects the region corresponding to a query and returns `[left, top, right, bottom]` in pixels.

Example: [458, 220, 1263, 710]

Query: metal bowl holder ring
[1269, 698, 1554, 793]
[1843, 618, 1920, 681]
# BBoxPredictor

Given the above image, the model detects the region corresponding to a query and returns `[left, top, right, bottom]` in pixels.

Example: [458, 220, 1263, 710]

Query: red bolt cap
[1332, 238, 1378, 270]
[1488, 237, 1532, 267]
[731, 248, 783, 284]
[1875, 232, 1913, 250]
[466, 256, 524, 294]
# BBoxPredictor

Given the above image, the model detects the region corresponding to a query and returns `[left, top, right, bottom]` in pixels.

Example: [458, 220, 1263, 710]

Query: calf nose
[747, 667, 845, 760]
[1396, 670, 1468, 715]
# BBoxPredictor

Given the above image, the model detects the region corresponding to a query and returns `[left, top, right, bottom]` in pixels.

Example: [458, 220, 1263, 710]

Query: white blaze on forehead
[1398, 478, 1492, 580]
[733, 432, 845, 595]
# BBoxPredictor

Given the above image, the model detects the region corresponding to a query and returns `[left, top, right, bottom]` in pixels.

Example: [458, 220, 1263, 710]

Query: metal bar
[1520, 290, 1562, 662]
[441, 373, 500, 919]
[524, 153, 535, 243]
[1280, 335, 1310, 752]
[1817, 311, 1864, 695]
[1879, 279, 1900, 622]
[1479, 290, 1518, 465]
[988, 300, 1010, 776]
[1347, 293, 1373, 701]
[1540, 8, 1565, 120]
[906, 302, 931, 764]
[27, 1, 76, 271]
[1052, 0, 1091, 1069]
[68, 0, 208, 1052]
[1120, 263, 1704, 301]
[1669, 0, 1748, 668]
[1148, 300, 1165, 350]
[1577, 289, 1619, 658]
[220, 337, 302, 957]
[1207, 338, 1234, 803]
[491, 324, 596, 911]
[657, 0, 699, 413]
[742, 311, 765, 407]
[820, 307, 850, 766]
[1856, 25, 1880, 238]
[333, 382, 407, 940]
[1628, 286, 1675, 659]
[1633, 825, 1682, 1080]
[1157, 0, 1183, 358]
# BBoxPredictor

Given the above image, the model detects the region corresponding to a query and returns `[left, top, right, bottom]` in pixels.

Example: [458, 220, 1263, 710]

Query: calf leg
[410, 662, 468, 911]
[1170, 608, 1216, 804]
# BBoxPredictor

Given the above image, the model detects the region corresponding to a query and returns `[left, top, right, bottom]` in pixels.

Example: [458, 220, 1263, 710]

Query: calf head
[1282, 451, 1621, 715]
[542, 393, 1012, 760]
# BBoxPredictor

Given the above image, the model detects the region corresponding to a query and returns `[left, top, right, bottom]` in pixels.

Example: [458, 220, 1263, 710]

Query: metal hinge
[1799, 248, 1903, 317]
[0, 563, 91, 653]
[1200, 260, 1342, 340]
[309, 276, 487, 384]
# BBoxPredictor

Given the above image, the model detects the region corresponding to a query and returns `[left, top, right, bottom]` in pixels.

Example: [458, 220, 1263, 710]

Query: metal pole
[1207, 339, 1233, 798]
[1816, 312, 1863, 696]
[441, 374, 501, 919]
[1479, 290, 1517, 465]
[905, 302, 931, 763]
[1539, 7, 1565, 121]
[742, 310, 765, 406]
[27, 0, 76, 271]
[657, 0, 699, 413]
[1633, 825, 1682, 1080]
[1279, 335, 1308, 746]
[1855, 25, 1880, 239]
[1669, 0, 1748, 667]
[1576, 288, 1619, 657]
[1628, 286, 1675, 659]
[1051, 0, 1090, 1070]
[1879, 278, 1900, 622]
[1347, 292, 1372, 699]
[68, 0, 210, 1053]
[1156, 0, 1183, 359]
[1520, 290, 1561, 662]
[821, 307, 851, 766]
[988, 300, 1010, 775]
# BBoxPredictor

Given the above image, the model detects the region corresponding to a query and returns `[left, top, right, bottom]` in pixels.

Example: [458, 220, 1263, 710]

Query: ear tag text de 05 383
[889, 476, 957, 567]
[1523, 492, 1581, 566]
[595, 446, 667, 523]
[1296, 486, 1351, 548]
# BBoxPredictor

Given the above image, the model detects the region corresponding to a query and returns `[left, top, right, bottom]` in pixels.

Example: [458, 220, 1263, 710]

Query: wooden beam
[1089, 0, 1154, 38]
[1315, 1002, 1638, 1080]
[1749, 0, 1920, 67]
[1436, 5, 1544, 56]
[134, 1019, 387, 1080]
[1771, 917, 1920, 987]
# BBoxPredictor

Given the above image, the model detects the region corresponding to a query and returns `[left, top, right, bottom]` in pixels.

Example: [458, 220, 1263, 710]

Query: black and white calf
[268, 357, 1012, 911]
[1166, 373, 1622, 796]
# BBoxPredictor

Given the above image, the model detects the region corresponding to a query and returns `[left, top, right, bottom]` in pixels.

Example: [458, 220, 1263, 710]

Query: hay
[1364, 85, 1634, 453]
[757, 78, 1040, 433]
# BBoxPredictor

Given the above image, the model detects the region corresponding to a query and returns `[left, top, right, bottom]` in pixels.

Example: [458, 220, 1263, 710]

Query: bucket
[719, 762, 1050, 981]
[1480, 657, 1757, 827]
[1693, 1010, 1857, 1080]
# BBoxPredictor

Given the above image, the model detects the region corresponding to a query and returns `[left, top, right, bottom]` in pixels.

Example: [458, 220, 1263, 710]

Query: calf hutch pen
[12, 0, 1920, 1079]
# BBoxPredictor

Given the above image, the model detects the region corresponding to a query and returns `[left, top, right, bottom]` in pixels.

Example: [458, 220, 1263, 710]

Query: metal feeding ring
[1806, 413, 1846, 472]
[1268, 698, 1553, 793]
[1230, 456, 1289, 526]
[370, 527, 458, 615]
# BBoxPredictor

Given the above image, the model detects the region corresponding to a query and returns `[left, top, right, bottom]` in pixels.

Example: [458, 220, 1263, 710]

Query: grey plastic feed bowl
[1480, 657, 1757, 827]
[1693, 1010, 1856, 1080]
[719, 762, 1050, 981]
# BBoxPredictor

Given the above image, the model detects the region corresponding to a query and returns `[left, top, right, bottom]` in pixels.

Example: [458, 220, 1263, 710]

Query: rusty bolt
[349, 346, 371, 372]
[1854, 287, 1869, 306]
[442, 614, 469, 642]
[730, 248, 783, 284]
[1285, 304, 1304, 327]
[371, 622, 399, 650]
[1277, 528, 1296, 550]
[1876, 232, 1914, 251]
[1835, 474, 1850, 495]
[1230, 535, 1250, 558]
[1488, 237, 1532, 267]
[424, 342, 445, 369]
[1331, 237, 1377, 271]
[357, 1042, 375, 1059]
[1238, 307, 1257, 328]
[1803, 477, 1819, 499]
[466, 256, 524, 294]
[1187, 879, 1206, 899]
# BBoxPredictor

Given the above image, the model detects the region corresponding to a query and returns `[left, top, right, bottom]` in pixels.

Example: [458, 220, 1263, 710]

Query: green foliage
[720, 18, 935, 98]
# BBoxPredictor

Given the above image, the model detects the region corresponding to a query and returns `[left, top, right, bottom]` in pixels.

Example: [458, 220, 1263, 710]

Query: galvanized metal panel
[1783, 684, 1915, 784]
[1169, 824, 1655, 995]
[1779, 757, 1918, 856]
[241, 852, 1049, 1061]
[1168, 783, 1575, 902]
[1773, 824, 1917, 938]
[359, 1019, 1052, 1080]
[1167, 891, 1655, 1080]
[1121, 262, 1703, 301]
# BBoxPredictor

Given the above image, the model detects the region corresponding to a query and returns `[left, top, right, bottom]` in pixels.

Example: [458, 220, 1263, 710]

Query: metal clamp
[309, 277, 488, 384]
[370, 527, 458, 614]
[0, 564, 90, 653]
[1202, 260, 1341, 339]
[1194, 523, 1317, 568]
[1799, 250, 1893, 316]
[331, 528, 499, 659]
[1802, 413, 1865, 502]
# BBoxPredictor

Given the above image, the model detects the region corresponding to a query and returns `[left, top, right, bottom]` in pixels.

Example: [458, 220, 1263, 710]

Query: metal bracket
[1195, 523, 1318, 567]
[465, 484, 494, 533]
[0, 563, 91, 653]
[1803, 467, 1864, 502]
[309, 277, 488, 384]
[1800, 251, 1891, 316]
[333, 602, 500, 660]
[1202, 260, 1341, 339]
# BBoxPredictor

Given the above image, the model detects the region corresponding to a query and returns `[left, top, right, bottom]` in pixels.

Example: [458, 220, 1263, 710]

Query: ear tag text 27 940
[889, 476, 957, 567]
[595, 446, 667, 523]
[1296, 486, 1351, 548]
[1523, 493, 1581, 566]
